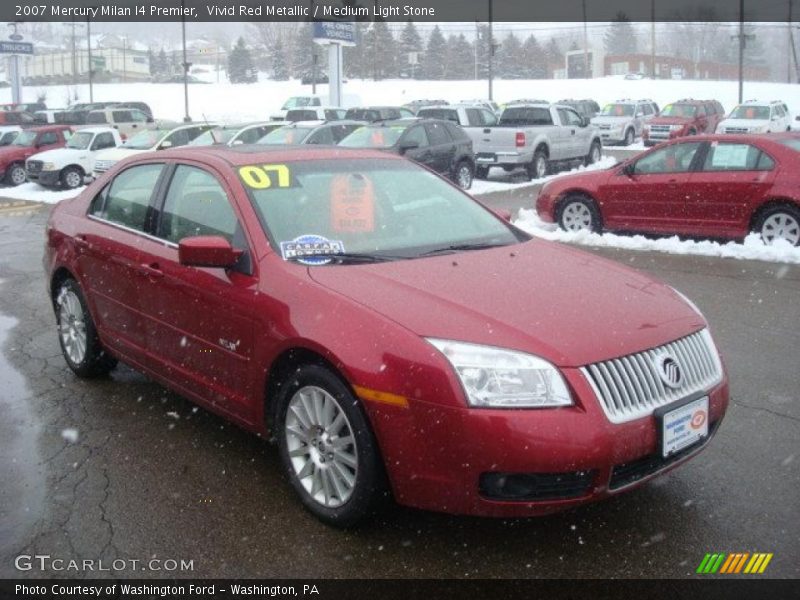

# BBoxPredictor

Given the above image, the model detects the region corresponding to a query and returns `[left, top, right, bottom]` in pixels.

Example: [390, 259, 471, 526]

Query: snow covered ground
[515, 209, 800, 265]
[0, 183, 81, 204]
[470, 156, 618, 195]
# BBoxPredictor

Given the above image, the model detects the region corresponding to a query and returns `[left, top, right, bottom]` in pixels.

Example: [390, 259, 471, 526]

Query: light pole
[487, 0, 494, 100]
[180, 0, 191, 122]
[86, 15, 93, 102]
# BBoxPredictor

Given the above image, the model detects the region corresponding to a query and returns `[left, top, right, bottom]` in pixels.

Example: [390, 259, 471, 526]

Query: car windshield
[13, 131, 37, 146]
[600, 104, 635, 117]
[338, 126, 406, 148]
[190, 127, 237, 146]
[260, 126, 314, 145]
[66, 131, 94, 150]
[0, 131, 18, 145]
[660, 104, 697, 118]
[281, 97, 314, 110]
[730, 105, 770, 120]
[241, 158, 522, 263]
[123, 129, 167, 149]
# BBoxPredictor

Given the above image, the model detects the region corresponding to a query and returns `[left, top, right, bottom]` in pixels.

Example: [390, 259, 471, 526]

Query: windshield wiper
[418, 242, 510, 257]
[285, 252, 408, 265]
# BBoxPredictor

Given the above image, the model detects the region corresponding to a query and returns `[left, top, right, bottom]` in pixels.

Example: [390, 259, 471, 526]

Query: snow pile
[515, 209, 800, 264]
[0, 183, 82, 204]
[471, 156, 618, 196]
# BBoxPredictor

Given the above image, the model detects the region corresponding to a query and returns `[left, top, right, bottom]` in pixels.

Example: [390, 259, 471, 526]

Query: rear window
[499, 107, 554, 126]
[417, 108, 460, 124]
[286, 110, 318, 122]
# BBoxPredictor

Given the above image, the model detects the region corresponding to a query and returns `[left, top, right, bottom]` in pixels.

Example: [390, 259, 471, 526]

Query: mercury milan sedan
[45, 145, 728, 526]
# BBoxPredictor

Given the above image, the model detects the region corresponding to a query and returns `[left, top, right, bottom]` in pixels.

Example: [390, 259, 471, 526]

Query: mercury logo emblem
[655, 354, 683, 388]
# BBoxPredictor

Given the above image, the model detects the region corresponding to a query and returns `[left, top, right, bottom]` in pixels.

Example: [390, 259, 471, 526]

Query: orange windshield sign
[330, 173, 375, 233]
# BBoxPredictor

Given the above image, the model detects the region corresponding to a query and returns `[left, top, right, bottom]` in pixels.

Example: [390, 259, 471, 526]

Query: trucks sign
[0, 41, 33, 55]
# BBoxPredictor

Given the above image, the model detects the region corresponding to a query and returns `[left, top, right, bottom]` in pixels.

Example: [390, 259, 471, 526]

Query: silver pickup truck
[473, 103, 603, 180]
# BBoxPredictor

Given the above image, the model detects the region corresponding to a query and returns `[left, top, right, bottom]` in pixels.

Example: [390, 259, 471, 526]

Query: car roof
[29, 124, 72, 132]
[74, 126, 118, 135]
[149, 144, 405, 166]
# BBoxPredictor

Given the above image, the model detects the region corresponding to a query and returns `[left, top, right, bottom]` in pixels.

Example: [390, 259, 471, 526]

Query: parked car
[26, 127, 121, 189]
[0, 125, 21, 146]
[402, 99, 449, 114]
[536, 133, 800, 246]
[84, 108, 154, 140]
[792, 113, 800, 131]
[300, 72, 329, 85]
[0, 111, 35, 126]
[56, 102, 120, 125]
[0, 125, 72, 185]
[344, 106, 415, 122]
[416, 104, 499, 152]
[93, 122, 214, 176]
[472, 103, 603, 180]
[285, 107, 347, 122]
[339, 118, 476, 189]
[33, 109, 67, 124]
[259, 120, 364, 145]
[716, 100, 792, 134]
[114, 101, 153, 120]
[1, 101, 46, 112]
[624, 72, 646, 80]
[557, 99, 601, 121]
[270, 96, 323, 121]
[189, 122, 285, 146]
[644, 99, 725, 146]
[460, 99, 502, 114]
[590, 99, 660, 146]
[44, 144, 728, 526]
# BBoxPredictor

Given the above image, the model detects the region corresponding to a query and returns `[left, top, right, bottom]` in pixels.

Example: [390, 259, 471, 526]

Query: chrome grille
[26, 160, 43, 173]
[581, 329, 723, 424]
[597, 124, 611, 130]
[649, 125, 671, 133]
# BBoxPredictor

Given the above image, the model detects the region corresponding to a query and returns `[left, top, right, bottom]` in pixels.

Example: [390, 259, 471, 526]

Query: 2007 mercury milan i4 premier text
[44, 145, 729, 526]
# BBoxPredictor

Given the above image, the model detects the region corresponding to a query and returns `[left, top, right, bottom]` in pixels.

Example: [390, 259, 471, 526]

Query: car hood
[308, 240, 704, 367]
[28, 148, 84, 162]
[591, 116, 632, 125]
[648, 117, 692, 126]
[719, 118, 768, 128]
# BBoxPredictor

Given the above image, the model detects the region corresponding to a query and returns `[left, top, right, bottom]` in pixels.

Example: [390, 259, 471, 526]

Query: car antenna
[202, 113, 217, 143]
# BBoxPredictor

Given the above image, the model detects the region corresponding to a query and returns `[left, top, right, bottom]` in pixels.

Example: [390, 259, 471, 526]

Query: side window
[634, 142, 702, 174]
[130, 110, 148, 122]
[324, 110, 339, 120]
[558, 109, 583, 127]
[774, 105, 785, 117]
[702, 143, 771, 171]
[641, 104, 653, 116]
[93, 163, 163, 231]
[91, 132, 116, 150]
[425, 121, 452, 145]
[696, 105, 706, 117]
[158, 165, 239, 244]
[113, 110, 133, 122]
[465, 108, 482, 127]
[237, 127, 264, 144]
[312, 98, 321, 106]
[403, 125, 429, 148]
[480, 109, 498, 126]
[307, 127, 335, 145]
[331, 124, 359, 143]
[38, 132, 58, 145]
[166, 129, 191, 147]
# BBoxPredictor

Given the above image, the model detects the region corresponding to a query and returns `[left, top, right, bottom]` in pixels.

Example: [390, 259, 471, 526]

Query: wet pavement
[0, 205, 797, 579]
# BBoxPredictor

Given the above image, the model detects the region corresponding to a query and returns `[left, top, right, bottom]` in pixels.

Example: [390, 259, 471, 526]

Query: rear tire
[54, 278, 117, 378]
[276, 364, 385, 527]
[526, 149, 549, 180]
[584, 141, 602, 166]
[754, 204, 800, 247]
[557, 194, 602, 233]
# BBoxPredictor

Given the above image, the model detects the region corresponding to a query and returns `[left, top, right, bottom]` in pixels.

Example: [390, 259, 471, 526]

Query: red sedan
[45, 145, 728, 525]
[537, 133, 800, 246]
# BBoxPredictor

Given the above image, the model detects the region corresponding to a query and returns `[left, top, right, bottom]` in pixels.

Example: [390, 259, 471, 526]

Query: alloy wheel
[64, 170, 82, 189]
[10, 166, 26, 185]
[561, 202, 593, 232]
[58, 290, 87, 364]
[535, 156, 547, 178]
[761, 213, 800, 246]
[457, 164, 472, 189]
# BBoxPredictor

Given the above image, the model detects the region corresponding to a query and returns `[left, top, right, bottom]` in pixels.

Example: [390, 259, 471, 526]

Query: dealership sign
[312, 21, 356, 46]
[0, 41, 33, 55]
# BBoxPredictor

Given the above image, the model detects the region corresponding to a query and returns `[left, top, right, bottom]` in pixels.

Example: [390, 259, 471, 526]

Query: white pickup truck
[26, 127, 121, 189]
[473, 103, 603, 180]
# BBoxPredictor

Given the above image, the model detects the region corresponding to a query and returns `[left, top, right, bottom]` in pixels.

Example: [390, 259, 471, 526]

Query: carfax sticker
[279, 235, 345, 266]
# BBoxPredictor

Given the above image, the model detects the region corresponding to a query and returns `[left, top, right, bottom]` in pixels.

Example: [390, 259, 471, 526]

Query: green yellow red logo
[696, 552, 773, 574]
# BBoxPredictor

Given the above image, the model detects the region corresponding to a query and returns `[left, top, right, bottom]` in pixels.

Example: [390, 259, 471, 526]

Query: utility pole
[790, 0, 795, 83]
[488, 0, 494, 99]
[180, 0, 191, 122]
[474, 21, 479, 81]
[731, 0, 755, 104]
[582, 0, 589, 78]
[71, 19, 77, 86]
[122, 36, 127, 83]
[650, 0, 656, 78]
[86, 16, 93, 102]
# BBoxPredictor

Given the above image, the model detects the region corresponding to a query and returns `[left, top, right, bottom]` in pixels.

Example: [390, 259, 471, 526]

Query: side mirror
[178, 236, 243, 269]
[580, 116, 589, 127]
[159, 140, 173, 149]
[492, 208, 512, 222]
[398, 140, 419, 154]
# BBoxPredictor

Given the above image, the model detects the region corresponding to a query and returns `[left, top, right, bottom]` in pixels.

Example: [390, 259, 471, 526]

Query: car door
[36, 130, 63, 152]
[80, 162, 166, 356]
[599, 141, 704, 232]
[136, 162, 259, 419]
[398, 124, 433, 169]
[684, 141, 777, 236]
[423, 121, 457, 175]
[557, 108, 587, 158]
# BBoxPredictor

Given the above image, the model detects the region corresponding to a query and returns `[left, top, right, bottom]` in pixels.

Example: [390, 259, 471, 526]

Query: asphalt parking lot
[0, 202, 797, 579]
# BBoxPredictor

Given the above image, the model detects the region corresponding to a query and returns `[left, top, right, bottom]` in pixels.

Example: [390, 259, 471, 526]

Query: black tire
[60, 166, 84, 190]
[453, 160, 473, 190]
[276, 364, 385, 527]
[526, 148, 549, 180]
[5, 163, 26, 186]
[54, 278, 117, 378]
[623, 128, 635, 146]
[753, 203, 800, 247]
[584, 140, 602, 166]
[475, 165, 490, 179]
[557, 194, 602, 233]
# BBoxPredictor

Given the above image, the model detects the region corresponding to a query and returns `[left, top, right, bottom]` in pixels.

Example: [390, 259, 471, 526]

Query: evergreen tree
[270, 38, 289, 81]
[497, 31, 523, 78]
[399, 21, 423, 78]
[422, 25, 446, 79]
[228, 37, 257, 83]
[545, 37, 564, 76]
[521, 34, 547, 78]
[156, 48, 169, 76]
[604, 12, 637, 56]
[343, 21, 368, 78]
[363, 21, 397, 80]
[147, 48, 156, 76]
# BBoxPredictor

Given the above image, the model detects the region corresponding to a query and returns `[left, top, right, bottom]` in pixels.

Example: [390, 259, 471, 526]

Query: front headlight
[41, 162, 56, 171]
[426, 338, 572, 408]
[669, 124, 685, 131]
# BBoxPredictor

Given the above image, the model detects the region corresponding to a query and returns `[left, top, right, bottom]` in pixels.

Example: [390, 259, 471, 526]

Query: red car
[45, 146, 728, 525]
[643, 99, 725, 147]
[537, 133, 800, 246]
[0, 124, 72, 185]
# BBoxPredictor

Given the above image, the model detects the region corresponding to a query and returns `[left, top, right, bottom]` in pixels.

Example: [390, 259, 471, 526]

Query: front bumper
[369, 368, 729, 517]
[28, 169, 60, 186]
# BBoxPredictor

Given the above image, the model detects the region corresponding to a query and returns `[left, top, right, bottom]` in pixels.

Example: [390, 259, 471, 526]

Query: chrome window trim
[86, 214, 179, 249]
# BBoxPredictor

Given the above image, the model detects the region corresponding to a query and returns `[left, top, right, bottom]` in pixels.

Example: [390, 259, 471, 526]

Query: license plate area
[476, 153, 497, 163]
[655, 394, 709, 458]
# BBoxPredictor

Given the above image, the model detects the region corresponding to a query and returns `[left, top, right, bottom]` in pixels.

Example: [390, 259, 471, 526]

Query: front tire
[557, 194, 602, 233]
[60, 166, 84, 190]
[276, 364, 384, 527]
[623, 128, 635, 146]
[55, 278, 117, 378]
[5, 163, 26, 186]
[754, 204, 800, 247]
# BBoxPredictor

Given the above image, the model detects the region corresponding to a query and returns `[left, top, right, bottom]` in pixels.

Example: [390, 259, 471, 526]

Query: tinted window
[480, 109, 498, 126]
[443, 122, 469, 142]
[94, 164, 163, 231]
[425, 122, 452, 145]
[0, 130, 18, 145]
[92, 132, 116, 150]
[634, 142, 702, 174]
[558, 108, 583, 127]
[286, 109, 318, 122]
[465, 109, 482, 127]
[702, 143, 774, 171]
[306, 127, 335, 145]
[86, 112, 108, 124]
[499, 107, 553, 126]
[159, 165, 238, 244]
[418, 108, 460, 124]
[113, 110, 133, 122]
[403, 125, 429, 148]
[165, 129, 191, 147]
[331, 124, 361, 143]
[237, 125, 273, 144]
[324, 110, 344, 120]
[130, 110, 148, 122]
[38, 132, 59, 145]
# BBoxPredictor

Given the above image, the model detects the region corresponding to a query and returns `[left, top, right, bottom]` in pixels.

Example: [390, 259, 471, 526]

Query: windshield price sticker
[280, 235, 345, 266]
[239, 164, 291, 189]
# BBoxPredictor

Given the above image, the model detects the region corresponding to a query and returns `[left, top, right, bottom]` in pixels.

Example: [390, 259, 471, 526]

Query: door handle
[75, 234, 89, 248]
[139, 262, 164, 279]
